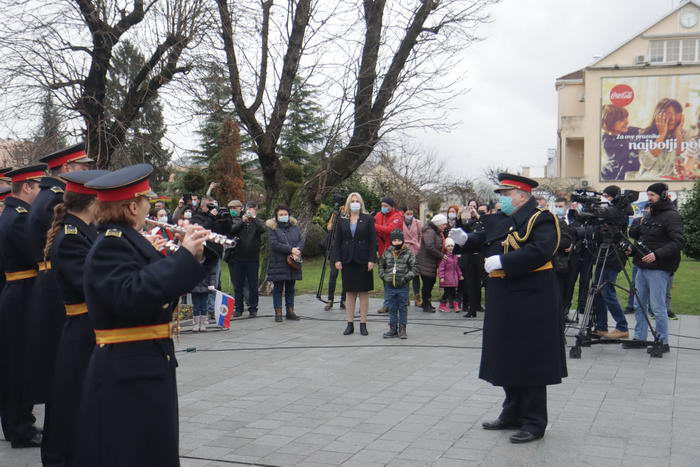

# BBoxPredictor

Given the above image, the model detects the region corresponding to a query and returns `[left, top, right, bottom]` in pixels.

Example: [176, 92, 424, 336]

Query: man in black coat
[25, 143, 92, 406]
[228, 202, 266, 317]
[191, 196, 228, 316]
[0, 164, 45, 448]
[625, 183, 684, 353]
[450, 173, 567, 444]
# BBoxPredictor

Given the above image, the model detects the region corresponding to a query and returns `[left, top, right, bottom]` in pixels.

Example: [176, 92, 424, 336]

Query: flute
[144, 218, 237, 247]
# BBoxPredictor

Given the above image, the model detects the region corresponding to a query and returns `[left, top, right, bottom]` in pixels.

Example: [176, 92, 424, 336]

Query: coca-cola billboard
[600, 75, 700, 181]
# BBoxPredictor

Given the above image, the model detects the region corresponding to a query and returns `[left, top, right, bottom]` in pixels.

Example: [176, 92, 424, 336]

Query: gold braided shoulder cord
[501, 209, 561, 255]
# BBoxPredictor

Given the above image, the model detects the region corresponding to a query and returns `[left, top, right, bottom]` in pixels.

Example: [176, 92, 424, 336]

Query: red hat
[59, 170, 110, 195]
[39, 142, 92, 170]
[6, 164, 47, 183]
[494, 173, 539, 193]
[85, 164, 157, 202]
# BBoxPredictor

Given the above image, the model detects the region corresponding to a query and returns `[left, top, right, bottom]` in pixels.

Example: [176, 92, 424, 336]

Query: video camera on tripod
[570, 188, 637, 245]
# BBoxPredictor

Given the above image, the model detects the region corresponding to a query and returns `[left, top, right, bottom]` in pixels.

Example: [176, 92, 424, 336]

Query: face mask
[278, 215, 289, 223]
[498, 195, 515, 215]
[405, 215, 413, 222]
[448, 212, 457, 220]
[478, 210, 487, 216]
[392, 242, 403, 249]
[350, 202, 361, 212]
[381, 206, 390, 215]
[554, 207, 565, 217]
[184, 212, 192, 219]
[191, 201, 198, 207]
[158, 216, 168, 223]
[230, 209, 238, 217]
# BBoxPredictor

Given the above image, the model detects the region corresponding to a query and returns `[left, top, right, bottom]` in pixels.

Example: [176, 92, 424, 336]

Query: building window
[650, 40, 664, 62]
[649, 38, 700, 63]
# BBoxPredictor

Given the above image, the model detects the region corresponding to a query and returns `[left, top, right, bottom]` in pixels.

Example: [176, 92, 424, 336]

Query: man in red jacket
[374, 197, 404, 312]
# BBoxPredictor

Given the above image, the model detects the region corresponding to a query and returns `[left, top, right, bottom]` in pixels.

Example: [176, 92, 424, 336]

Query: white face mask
[184, 212, 192, 219]
[448, 212, 457, 220]
[158, 216, 168, 223]
[349, 202, 361, 212]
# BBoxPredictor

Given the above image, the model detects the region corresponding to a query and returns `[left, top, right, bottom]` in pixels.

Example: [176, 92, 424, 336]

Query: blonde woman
[331, 193, 377, 335]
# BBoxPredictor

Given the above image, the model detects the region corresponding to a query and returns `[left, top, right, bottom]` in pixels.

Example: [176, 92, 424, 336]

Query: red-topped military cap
[59, 169, 110, 195]
[6, 164, 47, 183]
[39, 142, 93, 170]
[0, 186, 10, 201]
[85, 163, 157, 202]
[0, 167, 12, 182]
[494, 173, 539, 193]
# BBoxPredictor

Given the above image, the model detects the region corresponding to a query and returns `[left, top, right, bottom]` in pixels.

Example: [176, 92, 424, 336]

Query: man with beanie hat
[624, 182, 684, 353]
[374, 196, 403, 313]
[379, 229, 417, 339]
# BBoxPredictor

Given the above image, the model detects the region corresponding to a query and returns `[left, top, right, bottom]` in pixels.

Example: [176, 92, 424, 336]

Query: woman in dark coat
[416, 214, 447, 312]
[74, 164, 212, 467]
[40, 170, 106, 467]
[266, 205, 304, 323]
[331, 192, 377, 336]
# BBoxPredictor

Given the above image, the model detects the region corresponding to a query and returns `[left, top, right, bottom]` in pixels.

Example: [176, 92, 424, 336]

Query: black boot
[464, 309, 476, 318]
[274, 308, 283, 323]
[339, 300, 346, 309]
[343, 322, 354, 335]
[360, 322, 368, 336]
[383, 325, 398, 338]
[398, 324, 407, 339]
[286, 307, 300, 321]
[324, 300, 333, 311]
[422, 302, 435, 313]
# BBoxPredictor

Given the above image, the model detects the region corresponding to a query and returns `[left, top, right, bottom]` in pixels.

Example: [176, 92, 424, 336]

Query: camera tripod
[316, 208, 342, 304]
[569, 238, 665, 359]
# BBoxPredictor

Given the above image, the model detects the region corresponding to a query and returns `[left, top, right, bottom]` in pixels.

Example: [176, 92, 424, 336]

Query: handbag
[279, 228, 303, 270]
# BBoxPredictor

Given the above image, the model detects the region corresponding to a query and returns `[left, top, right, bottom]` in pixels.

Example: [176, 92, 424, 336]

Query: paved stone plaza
[2, 295, 700, 466]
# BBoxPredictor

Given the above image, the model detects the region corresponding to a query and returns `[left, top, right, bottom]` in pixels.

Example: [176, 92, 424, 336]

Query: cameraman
[626, 183, 684, 353]
[228, 202, 266, 317]
[191, 196, 228, 315]
[590, 186, 630, 339]
[552, 198, 573, 320]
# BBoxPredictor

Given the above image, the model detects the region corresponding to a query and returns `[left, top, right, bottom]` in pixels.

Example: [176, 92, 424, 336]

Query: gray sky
[413, 0, 678, 179]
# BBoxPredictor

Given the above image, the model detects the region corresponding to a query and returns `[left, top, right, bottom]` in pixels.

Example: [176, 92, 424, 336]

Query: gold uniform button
[99, 344, 105, 348]
[166, 355, 171, 361]
[162, 303, 169, 309]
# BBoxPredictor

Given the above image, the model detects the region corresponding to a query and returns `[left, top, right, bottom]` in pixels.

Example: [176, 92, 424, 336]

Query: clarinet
[144, 218, 237, 247]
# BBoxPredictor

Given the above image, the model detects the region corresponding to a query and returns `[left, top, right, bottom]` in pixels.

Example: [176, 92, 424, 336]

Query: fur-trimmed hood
[265, 216, 298, 230]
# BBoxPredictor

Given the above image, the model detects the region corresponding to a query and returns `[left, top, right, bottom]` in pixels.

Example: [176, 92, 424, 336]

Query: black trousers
[327, 265, 346, 302]
[499, 386, 547, 436]
[411, 276, 421, 296]
[463, 254, 484, 312]
[0, 394, 36, 443]
[421, 275, 436, 306]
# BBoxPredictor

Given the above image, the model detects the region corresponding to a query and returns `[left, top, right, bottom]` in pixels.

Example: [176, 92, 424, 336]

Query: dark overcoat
[0, 197, 36, 400]
[73, 223, 208, 467]
[41, 214, 97, 467]
[465, 197, 567, 387]
[266, 218, 304, 282]
[25, 177, 67, 403]
[330, 213, 378, 265]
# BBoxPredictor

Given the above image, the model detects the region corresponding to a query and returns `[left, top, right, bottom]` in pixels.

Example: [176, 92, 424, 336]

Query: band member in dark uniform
[73, 164, 212, 467]
[0, 186, 9, 291]
[25, 143, 93, 406]
[450, 173, 567, 444]
[0, 164, 46, 448]
[40, 170, 108, 466]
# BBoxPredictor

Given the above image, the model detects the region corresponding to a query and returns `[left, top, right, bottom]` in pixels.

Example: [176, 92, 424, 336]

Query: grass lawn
[219, 256, 700, 315]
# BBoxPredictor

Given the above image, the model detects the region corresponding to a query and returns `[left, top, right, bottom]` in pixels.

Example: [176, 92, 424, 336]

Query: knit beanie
[445, 237, 455, 248]
[381, 197, 395, 208]
[390, 229, 404, 242]
[647, 182, 668, 198]
[603, 185, 621, 198]
[431, 214, 447, 226]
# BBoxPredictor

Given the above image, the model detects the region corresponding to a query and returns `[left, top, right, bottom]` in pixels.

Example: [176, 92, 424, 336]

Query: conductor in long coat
[450, 173, 567, 444]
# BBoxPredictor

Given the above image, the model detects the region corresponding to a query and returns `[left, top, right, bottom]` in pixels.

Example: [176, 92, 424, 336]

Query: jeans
[231, 261, 259, 314]
[206, 261, 221, 314]
[666, 272, 674, 314]
[385, 285, 408, 326]
[634, 268, 671, 344]
[191, 292, 209, 317]
[273, 280, 296, 310]
[593, 266, 628, 332]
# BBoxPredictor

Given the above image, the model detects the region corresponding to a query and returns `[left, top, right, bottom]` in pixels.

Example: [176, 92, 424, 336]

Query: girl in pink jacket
[438, 238, 463, 312]
[402, 208, 423, 306]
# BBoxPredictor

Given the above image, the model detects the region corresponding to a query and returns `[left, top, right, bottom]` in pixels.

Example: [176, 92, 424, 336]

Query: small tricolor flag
[214, 291, 234, 329]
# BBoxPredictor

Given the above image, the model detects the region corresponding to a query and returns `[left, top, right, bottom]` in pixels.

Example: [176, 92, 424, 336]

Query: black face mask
[392, 242, 404, 249]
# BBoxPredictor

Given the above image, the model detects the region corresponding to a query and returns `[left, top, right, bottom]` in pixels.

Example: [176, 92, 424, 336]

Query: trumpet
[144, 218, 237, 247]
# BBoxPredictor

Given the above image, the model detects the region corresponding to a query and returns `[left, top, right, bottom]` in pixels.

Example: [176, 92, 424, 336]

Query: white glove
[484, 255, 502, 273]
[207, 285, 216, 291]
[448, 229, 468, 246]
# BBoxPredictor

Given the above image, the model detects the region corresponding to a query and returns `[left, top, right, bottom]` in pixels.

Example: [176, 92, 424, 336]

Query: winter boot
[274, 308, 283, 323]
[324, 300, 333, 311]
[360, 322, 369, 336]
[200, 315, 207, 331]
[452, 301, 461, 312]
[192, 315, 200, 332]
[383, 325, 398, 338]
[422, 302, 436, 313]
[439, 303, 450, 313]
[343, 322, 354, 335]
[464, 309, 477, 318]
[398, 324, 407, 339]
[286, 307, 300, 321]
[415, 294, 423, 307]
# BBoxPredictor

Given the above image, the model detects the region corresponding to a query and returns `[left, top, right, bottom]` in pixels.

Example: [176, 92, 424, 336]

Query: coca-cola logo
[609, 84, 634, 107]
